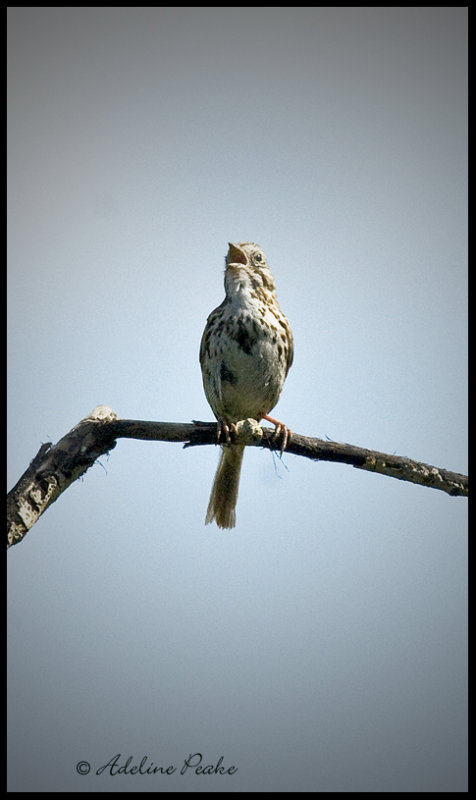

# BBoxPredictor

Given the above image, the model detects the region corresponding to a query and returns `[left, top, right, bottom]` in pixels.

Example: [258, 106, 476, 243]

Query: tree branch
[7, 405, 468, 548]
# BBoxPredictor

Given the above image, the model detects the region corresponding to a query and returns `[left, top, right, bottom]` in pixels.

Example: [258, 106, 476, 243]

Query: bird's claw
[216, 417, 238, 445]
[261, 414, 292, 453]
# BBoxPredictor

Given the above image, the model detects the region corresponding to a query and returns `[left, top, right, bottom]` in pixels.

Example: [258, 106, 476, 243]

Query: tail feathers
[206, 445, 245, 529]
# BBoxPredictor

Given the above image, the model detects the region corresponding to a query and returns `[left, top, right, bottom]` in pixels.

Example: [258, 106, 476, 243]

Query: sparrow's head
[224, 242, 276, 298]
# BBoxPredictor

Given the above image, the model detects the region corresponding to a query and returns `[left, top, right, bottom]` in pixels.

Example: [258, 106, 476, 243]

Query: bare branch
[7, 405, 468, 548]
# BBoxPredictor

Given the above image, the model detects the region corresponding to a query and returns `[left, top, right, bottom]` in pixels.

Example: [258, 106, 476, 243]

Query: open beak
[226, 242, 247, 266]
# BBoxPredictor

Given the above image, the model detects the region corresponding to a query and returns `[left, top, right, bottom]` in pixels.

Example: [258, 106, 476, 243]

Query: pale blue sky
[8, 7, 467, 792]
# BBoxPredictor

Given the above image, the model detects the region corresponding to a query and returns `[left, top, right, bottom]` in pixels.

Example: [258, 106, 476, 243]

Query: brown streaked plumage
[200, 242, 293, 529]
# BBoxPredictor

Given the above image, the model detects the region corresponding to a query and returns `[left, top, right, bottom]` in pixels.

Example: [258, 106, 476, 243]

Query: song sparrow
[200, 242, 293, 529]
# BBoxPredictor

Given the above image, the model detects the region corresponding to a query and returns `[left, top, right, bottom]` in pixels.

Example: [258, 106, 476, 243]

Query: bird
[199, 242, 293, 529]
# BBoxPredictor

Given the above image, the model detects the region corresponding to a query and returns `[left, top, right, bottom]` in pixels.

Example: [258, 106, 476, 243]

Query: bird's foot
[261, 414, 292, 453]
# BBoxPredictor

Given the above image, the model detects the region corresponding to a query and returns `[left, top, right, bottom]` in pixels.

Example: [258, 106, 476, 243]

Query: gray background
[7, 7, 467, 792]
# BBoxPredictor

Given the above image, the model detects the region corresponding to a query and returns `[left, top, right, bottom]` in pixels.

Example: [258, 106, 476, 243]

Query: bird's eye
[255, 253, 262, 263]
